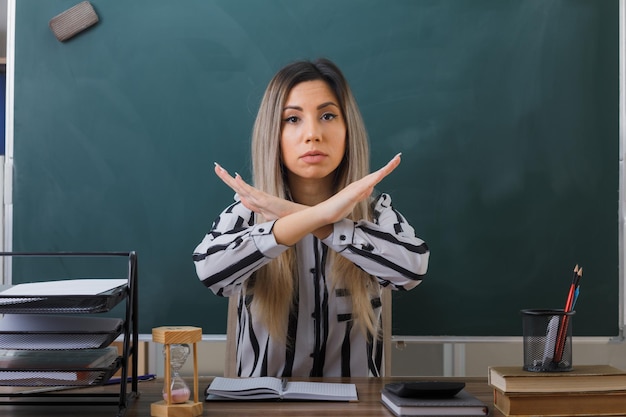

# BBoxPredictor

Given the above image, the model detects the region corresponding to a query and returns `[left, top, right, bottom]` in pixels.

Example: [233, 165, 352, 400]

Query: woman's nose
[304, 120, 321, 143]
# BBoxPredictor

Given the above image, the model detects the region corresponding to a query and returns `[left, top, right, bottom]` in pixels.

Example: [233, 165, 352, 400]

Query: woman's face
[280, 80, 347, 184]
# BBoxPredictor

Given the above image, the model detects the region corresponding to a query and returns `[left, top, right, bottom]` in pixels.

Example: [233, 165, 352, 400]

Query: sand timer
[163, 343, 191, 403]
[151, 326, 203, 417]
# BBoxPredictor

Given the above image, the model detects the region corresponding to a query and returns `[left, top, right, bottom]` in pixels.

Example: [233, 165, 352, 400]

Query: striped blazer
[193, 193, 429, 377]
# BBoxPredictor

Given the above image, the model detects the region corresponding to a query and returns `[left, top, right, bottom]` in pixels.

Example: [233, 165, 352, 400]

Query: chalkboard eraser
[49, 1, 99, 42]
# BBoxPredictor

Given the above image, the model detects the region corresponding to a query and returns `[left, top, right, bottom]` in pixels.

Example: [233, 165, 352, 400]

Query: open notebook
[206, 377, 358, 402]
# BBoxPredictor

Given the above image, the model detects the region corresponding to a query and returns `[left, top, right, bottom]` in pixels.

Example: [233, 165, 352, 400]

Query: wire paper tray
[0, 286, 126, 314]
[0, 347, 121, 386]
[0, 358, 121, 387]
[0, 315, 124, 350]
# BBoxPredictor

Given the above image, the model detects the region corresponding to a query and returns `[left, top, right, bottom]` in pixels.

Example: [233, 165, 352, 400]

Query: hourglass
[164, 343, 191, 403]
[151, 326, 203, 417]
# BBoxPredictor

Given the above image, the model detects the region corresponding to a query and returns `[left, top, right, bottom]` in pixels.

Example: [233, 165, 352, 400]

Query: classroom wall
[150, 339, 626, 378]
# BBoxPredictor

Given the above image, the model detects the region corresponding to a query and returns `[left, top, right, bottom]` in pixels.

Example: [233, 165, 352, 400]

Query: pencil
[553, 265, 582, 363]
[564, 265, 579, 312]
[572, 267, 583, 308]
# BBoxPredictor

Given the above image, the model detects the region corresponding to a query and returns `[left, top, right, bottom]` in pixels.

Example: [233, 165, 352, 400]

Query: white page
[0, 279, 127, 296]
[284, 381, 358, 400]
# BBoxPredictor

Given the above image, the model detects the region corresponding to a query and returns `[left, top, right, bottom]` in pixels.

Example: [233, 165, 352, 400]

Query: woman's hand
[317, 153, 402, 224]
[213, 153, 402, 245]
[214, 163, 304, 221]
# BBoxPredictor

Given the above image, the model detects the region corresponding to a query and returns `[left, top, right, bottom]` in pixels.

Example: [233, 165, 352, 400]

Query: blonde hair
[248, 59, 379, 342]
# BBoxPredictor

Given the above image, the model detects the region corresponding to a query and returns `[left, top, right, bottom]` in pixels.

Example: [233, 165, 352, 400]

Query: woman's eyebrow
[317, 101, 339, 110]
[282, 102, 340, 112]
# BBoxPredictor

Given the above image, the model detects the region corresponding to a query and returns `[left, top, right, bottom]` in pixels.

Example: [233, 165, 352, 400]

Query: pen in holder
[521, 309, 575, 372]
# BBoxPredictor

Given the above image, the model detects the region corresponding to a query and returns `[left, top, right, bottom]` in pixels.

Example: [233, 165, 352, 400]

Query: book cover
[380, 388, 488, 416]
[206, 376, 358, 402]
[493, 388, 626, 416]
[488, 365, 626, 393]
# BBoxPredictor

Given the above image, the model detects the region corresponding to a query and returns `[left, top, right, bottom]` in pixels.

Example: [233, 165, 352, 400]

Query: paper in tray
[0, 347, 121, 386]
[0, 359, 121, 386]
[0, 279, 127, 313]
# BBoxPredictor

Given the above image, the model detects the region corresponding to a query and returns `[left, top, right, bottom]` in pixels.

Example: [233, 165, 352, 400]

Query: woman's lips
[300, 151, 327, 164]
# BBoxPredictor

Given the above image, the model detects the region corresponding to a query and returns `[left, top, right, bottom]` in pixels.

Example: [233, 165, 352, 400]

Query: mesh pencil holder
[521, 309, 575, 372]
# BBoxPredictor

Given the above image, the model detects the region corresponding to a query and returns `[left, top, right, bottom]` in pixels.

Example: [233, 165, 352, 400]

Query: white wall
[152, 338, 626, 378]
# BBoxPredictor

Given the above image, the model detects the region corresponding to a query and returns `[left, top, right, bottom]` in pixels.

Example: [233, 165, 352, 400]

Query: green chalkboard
[11, 0, 620, 336]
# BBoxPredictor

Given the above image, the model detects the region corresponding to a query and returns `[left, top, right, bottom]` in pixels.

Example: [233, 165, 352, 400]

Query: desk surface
[0, 377, 504, 417]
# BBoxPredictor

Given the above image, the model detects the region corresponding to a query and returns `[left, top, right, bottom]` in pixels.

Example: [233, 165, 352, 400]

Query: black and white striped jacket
[193, 193, 429, 377]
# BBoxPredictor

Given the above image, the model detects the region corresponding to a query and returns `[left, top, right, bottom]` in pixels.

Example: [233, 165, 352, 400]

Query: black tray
[0, 350, 121, 387]
[0, 359, 121, 387]
[0, 315, 124, 350]
[0, 285, 126, 314]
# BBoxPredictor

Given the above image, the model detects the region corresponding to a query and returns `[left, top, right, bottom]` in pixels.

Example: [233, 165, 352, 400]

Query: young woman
[193, 58, 429, 378]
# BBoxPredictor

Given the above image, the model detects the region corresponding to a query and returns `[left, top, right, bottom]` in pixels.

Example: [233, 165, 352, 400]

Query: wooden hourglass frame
[151, 326, 203, 417]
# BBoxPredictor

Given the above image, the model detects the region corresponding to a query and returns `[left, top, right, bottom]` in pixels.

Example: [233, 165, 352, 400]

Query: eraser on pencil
[49, 1, 99, 42]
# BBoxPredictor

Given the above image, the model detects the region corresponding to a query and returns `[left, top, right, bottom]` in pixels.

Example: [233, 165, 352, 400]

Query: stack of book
[488, 365, 626, 416]
[380, 382, 488, 416]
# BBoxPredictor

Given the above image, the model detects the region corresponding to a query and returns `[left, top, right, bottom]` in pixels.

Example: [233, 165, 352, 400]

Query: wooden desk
[0, 377, 504, 417]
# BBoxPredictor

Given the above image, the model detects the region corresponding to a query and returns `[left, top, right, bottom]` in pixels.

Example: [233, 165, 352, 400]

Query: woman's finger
[377, 152, 402, 177]
[214, 162, 241, 193]
[362, 153, 402, 188]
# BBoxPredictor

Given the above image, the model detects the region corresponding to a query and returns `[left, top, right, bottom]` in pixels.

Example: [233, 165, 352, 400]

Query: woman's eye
[283, 116, 299, 123]
[321, 113, 337, 121]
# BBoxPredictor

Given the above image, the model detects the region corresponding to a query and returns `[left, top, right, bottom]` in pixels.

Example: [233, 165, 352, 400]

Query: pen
[553, 265, 583, 363]
[281, 378, 288, 392]
[105, 373, 157, 385]
[564, 265, 579, 312]
[17, 374, 157, 394]
[17, 385, 79, 395]
[572, 286, 580, 309]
